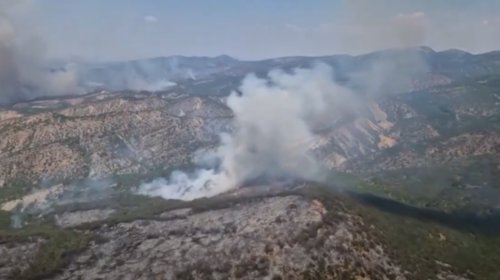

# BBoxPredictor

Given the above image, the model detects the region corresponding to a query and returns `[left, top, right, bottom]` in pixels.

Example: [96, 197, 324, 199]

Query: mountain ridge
[2, 46, 500, 280]
[78, 45, 500, 93]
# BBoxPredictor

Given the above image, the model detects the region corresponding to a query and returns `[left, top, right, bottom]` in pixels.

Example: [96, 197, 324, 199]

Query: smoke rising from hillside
[137, 63, 355, 200]
[0, 0, 83, 106]
[336, 1, 432, 97]
[333, 0, 500, 55]
[136, 2, 444, 201]
[339, 1, 427, 51]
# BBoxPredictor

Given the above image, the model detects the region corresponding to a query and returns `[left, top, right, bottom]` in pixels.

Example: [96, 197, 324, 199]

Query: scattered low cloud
[395, 12, 426, 20]
[284, 23, 308, 33]
[301, 10, 500, 55]
[137, 62, 354, 200]
[254, 24, 270, 32]
[144, 15, 158, 23]
[0, 0, 83, 106]
[482, 17, 500, 26]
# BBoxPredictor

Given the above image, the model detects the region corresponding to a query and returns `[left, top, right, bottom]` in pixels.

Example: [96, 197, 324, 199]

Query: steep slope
[76, 47, 500, 96]
[2, 72, 500, 192]
[0, 91, 232, 187]
[1, 48, 500, 280]
[80, 55, 241, 91]
[2, 183, 499, 280]
[341, 74, 500, 172]
[169, 46, 500, 97]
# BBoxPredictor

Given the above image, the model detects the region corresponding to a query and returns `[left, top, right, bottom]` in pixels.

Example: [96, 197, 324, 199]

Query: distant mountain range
[4, 44, 500, 280]
[77, 46, 500, 94]
[77, 55, 241, 91]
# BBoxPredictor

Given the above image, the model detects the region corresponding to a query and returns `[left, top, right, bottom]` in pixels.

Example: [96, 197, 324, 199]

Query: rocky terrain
[2, 47, 499, 189]
[0, 91, 232, 188]
[3, 183, 500, 280]
[76, 46, 500, 94]
[78, 55, 240, 91]
[2, 46, 500, 279]
[3, 72, 499, 190]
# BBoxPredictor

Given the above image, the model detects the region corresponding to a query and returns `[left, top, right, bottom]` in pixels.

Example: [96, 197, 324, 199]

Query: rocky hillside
[79, 55, 240, 91]
[77, 46, 500, 94]
[2, 61, 500, 213]
[0, 91, 232, 188]
[2, 47, 500, 279]
[4, 72, 500, 188]
[340, 74, 500, 172]
[2, 183, 499, 280]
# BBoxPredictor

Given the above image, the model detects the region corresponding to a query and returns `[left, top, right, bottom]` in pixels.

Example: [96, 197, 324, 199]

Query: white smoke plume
[0, 0, 83, 106]
[331, 0, 500, 55]
[137, 63, 355, 200]
[332, 1, 433, 97]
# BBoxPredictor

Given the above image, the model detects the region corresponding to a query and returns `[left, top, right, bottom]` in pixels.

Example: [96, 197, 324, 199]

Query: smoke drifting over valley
[137, 63, 356, 200]
[3, 0, 499, 203]
[0, 0, 82, 106]
[134, 3, 467, 201]
[332, 0, 500, 55]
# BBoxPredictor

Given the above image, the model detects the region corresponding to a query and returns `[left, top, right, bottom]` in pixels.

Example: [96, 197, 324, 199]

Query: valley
[2, 46, 500, 279]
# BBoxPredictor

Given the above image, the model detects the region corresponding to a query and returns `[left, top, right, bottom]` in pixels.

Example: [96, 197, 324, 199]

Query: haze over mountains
[4, 45, 483, 109]
[74, 46, 500, 94]
[3, 0, 500, 278]
[3, 35, 500, 280]
[2, 45, 500, 191]
[0, 45, 493, 107]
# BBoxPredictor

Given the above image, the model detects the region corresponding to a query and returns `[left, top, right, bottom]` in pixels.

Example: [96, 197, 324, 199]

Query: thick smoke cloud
[332, 1, 433, 97]
[337, 1, 428, 51]
[330, 0, 500, 55]
[136, 2, 452, 201]
[0, 0, 83, 106]
[137, 63, 355, 200]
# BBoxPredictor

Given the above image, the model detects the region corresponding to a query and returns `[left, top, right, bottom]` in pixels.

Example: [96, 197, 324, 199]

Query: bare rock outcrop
[52, 195, 405, 280]
[0, 184, 483, 280]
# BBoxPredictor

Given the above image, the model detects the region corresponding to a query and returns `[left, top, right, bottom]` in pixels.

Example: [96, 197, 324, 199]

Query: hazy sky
[15, 0, 500, 61]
